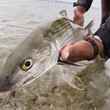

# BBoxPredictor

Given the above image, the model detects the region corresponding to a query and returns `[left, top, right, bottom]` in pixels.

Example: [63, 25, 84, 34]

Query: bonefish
[0, 16, 93, 92]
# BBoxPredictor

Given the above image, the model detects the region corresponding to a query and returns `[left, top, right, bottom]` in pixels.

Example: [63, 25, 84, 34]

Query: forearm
[74, 0, 93, 11]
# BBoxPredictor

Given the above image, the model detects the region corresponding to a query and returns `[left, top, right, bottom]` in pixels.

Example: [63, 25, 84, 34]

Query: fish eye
[21, 58, 33, 71]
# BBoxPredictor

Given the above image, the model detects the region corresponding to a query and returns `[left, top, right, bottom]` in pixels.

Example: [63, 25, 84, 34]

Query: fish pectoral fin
[84, 20, 94, 35]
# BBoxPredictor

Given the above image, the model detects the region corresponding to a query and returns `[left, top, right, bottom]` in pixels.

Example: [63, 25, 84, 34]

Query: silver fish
[0, 17, 93, 92]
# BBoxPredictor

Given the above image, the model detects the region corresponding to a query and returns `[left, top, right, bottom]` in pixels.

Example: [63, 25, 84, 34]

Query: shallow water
[0, 0, 110, 110]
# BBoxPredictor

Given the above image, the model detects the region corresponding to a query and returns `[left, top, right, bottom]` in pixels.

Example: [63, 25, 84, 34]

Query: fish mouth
[0, 76, 15, 92]
[0, 83, 13, 92]
[0, 75, 35, 92]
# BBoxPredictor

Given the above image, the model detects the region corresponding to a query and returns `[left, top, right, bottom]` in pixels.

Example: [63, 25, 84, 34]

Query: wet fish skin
[0, 17, 92, 92]
[0, 22, 50, 91]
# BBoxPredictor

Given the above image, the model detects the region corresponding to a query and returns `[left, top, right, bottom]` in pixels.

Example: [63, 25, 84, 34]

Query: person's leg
[101, 0, 110, 24]
[95, 16, 110, 58]
[102, 16, 109, 24]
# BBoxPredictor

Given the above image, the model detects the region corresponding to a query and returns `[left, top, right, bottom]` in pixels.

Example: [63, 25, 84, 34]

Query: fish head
[0, 17, 94, 92]
[0, 43, 54, 92]
[0, 23, 58, 92]
[0, 53, 35, 92]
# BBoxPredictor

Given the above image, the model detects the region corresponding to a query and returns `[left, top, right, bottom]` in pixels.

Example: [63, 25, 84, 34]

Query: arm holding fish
[59, 16, 110, 63]
[59, 36, 103, 63]
[73, 0, 93, 25]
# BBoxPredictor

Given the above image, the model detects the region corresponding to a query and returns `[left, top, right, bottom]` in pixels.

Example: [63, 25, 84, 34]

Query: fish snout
[0, 75, 15, 92]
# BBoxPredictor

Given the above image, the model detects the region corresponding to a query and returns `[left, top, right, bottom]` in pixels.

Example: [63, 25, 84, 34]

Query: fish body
[0, 17, 92, 92]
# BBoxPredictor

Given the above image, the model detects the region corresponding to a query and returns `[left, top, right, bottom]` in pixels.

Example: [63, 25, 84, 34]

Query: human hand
[59, 40, 94, 63]
[73, 6, 85, 26]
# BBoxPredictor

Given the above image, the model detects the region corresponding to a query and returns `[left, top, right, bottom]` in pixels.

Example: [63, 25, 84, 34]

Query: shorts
[95, 16, 110, 58]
